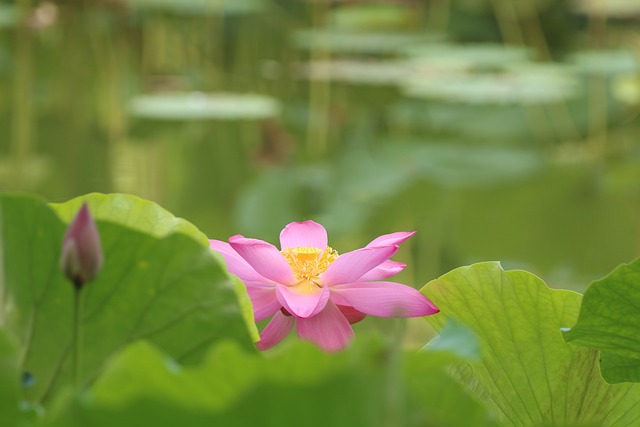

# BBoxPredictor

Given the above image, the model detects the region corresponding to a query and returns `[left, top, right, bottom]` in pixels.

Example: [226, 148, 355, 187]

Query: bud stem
[72, 287, 84, 390]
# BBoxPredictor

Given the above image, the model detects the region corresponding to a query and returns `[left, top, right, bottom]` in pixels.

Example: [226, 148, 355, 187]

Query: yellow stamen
[281, 246, 339, 285]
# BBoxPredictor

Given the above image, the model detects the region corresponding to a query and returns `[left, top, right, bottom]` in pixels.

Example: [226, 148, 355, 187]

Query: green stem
[72, 287, 84, 390]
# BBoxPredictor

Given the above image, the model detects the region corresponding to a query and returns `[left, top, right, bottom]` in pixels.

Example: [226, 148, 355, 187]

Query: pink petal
[297, 301, 354, 352]
[366, 231, 415, 248]
[229, 236, 296, 285]
[276, 284, 330, 318]
[256, 311, 295, 351]
[358, 260, 406, 281]
[337, 305, 367, 324]
[330, 281, 439, 318]
[320, 245, 399, 286]
[209, 240, 271, 285]
[279, 220, 328, 250]
[246, 286, 281, 322]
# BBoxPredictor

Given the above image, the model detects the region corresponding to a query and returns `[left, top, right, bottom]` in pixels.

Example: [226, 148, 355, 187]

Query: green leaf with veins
[564, 259, 640, 358]
[600, 352, 640, 383]
[51, 193, 258, 345]
[421, 262, 640, 426]
[564, 258, 640, 384]
[0, 194, 254, 407]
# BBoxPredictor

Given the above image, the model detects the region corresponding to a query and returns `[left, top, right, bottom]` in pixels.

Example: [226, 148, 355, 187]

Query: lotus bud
[60, 203, 103, 289]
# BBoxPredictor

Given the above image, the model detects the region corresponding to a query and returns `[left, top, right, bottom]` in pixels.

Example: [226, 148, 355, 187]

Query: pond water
[1, 0, 639, 290]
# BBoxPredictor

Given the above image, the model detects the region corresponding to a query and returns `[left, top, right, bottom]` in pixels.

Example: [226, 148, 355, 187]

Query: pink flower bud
[60, 203, 103, 289]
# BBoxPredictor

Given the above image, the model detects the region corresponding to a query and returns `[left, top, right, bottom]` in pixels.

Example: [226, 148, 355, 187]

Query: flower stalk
[72, 287, 84, 389]
[60, 203, 103, 389]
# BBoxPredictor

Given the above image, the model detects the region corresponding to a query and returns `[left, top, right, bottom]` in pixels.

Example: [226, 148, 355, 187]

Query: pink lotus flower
[210, 221, 439, 352]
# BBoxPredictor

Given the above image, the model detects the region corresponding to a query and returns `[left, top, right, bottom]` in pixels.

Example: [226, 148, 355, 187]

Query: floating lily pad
[122, 0, 263, 15]
[296, 59, 409, 86]
[399, 44, 575, 105]
[571, 0, 640, 18]
[403, 63, 578, 104]
[404, 43, 531, 70]
[129, 92, 280, 121]
[328, 4, 416, 31]
[294, 30, 442, 56]
[570, 50, 639, 76]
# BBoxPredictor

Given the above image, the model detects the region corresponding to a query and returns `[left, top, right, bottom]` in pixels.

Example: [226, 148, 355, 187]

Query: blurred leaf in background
[45, 334, 504, 427]
[45, 339, 388, 427]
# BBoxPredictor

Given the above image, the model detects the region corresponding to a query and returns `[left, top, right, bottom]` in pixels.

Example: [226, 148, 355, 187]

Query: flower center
[281, 246, 339, 285]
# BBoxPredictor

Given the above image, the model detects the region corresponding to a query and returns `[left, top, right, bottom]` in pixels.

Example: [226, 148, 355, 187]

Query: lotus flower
[60, 203, 103, 289]
[210, 221, 438, 352]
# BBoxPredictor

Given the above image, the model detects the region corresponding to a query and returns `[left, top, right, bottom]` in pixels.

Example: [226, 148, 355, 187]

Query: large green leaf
[50, 193, 209, 247]
[421, 262, 640, 426]
[128, 93, 279, 121]
[564, 259, 640, 356]
[0, 194, 254, 407]
[564, 258, 640, 383]
[600, 353, 640, 383]
[51, 193, 259, 344]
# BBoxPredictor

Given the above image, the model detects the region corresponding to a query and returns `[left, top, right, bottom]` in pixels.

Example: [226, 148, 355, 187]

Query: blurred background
[0, 0, 639, 295]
